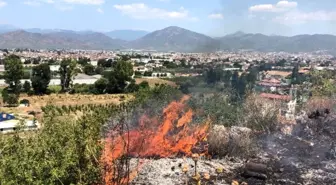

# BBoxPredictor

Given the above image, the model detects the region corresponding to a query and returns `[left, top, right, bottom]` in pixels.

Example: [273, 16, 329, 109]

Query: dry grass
[135, 78, 177, 87]
[266, 70, 291, 77]
[304, 97, 336, 112]
[208, 125, 256, 158]
[0, 94, 134, 117]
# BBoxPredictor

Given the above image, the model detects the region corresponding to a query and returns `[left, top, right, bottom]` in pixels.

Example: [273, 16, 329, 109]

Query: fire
[102, 95, 210, 184]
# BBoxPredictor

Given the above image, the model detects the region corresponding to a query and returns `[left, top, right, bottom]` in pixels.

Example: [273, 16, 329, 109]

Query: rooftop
[259, 93, 291, 101]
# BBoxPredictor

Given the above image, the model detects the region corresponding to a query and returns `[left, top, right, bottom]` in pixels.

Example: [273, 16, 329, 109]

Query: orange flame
[102, 95, 210, 184]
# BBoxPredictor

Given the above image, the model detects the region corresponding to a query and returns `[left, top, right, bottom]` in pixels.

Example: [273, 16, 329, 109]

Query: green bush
[70, 84, 94, 94]
[19, 99, 30, 106]
[48, 85, 62, 93]
[22, 70, 31, 79]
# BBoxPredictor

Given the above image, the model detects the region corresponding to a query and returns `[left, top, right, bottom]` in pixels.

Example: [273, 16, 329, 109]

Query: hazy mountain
[128, 26, 220, 52]
[0, 24, 18, 34]
[0, 25, 336, 53]
[46, 31, 126, 49]
[218, 32, 336, 53]
[0, 30, 126, 50]
[104, 30, 149, 41]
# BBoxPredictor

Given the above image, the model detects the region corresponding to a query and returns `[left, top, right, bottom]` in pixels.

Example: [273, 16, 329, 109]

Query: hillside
[219, 32, 336, 53]
[0, 30, 126, 50]
[128, 26, 220, 52]
[104, 30, 149, 41]
[0, 26, 336, 53]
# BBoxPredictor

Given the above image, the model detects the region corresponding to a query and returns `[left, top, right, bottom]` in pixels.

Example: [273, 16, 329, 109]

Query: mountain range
[0, 25, 335, 53]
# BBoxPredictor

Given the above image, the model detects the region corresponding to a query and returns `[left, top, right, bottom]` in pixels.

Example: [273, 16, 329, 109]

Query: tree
[231, 71, 239, 90]
[205, 67, 223, 84]
[23, 81, 31, 93]
[126, 80, 139, 93]
[84, 64, 95, 75]
[97, 59, 107, 68]
[47, 59, 57, 65]
[291, 64, 299, 84]
[237, 73, 247, 98]
[94, 78, 108, 94]
[2, 88, 20, 106]
[4, 55, 24, 93]
[31, 63, 51, 94]
[60, 59, 77, 92]
[139, 81, 150, 89]
[78, 57, 90, 66]
[2, 55, 24, 105]
[106, 59, 113, 68]
[95, 66, 104, 74]
[24, 59, 32, 64]
[246, 68, 258, 89]
[105, 60, 133, 93]
[233, 62, 242, 69]
[276, 59, 286, 66]
[143, 71, 152, 77]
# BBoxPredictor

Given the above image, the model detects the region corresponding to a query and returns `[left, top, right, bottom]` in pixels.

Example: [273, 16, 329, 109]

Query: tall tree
[2, 55, 24, 105]
[78, 57, 90, 66]
[60, 59, 77, 92]
[94, 78, 108, 94]
[83, 64, 95, 75]
[23, 81, 31, 93]
[3, 55, 24, 93]
[231, 71, 239, 90]
[105, 60, 133, 93]
[31, 63, 51, 94]
[97, 59, 107, 68]
[291, 64, 299, 84]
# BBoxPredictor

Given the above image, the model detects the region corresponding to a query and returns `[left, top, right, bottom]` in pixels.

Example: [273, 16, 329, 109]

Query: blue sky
[0, 0, 335, 36]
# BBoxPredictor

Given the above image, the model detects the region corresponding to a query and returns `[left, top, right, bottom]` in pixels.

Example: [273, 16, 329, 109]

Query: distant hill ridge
[0, 26, 335, 53]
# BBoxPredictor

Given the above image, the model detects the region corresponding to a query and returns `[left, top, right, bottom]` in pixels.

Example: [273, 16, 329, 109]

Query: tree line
[1, 55, 139, 106]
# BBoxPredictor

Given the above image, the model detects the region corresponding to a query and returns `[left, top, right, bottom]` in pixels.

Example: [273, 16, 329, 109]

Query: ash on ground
[130, 111, 336, 185]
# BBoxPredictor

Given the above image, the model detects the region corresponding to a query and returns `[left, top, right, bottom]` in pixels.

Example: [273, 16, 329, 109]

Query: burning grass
[102, 95, 210, 184]
[100, 94, 336, 185]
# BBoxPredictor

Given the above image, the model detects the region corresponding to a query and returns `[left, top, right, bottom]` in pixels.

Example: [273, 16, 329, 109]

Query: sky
[0, 0, 335, 36]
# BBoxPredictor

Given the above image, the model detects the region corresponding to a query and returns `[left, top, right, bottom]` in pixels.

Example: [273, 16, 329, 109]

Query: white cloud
[208, 13, 224, 19]
[249, 1, 297, 12]
[23, 0, 54, 6]
[24, 1, 41, 6]
[56, 5, 73, 11]
[0, 0, 7, 7]
[114, 3, 196, 20]
[97, 7, 103, 14]
[274, 10, 336, 24]
[62, 0, 104, 5]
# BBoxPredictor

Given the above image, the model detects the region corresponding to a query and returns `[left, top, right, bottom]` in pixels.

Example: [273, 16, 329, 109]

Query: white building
[0, 113, 39, 134]
[151, 72, 173, 78]
[90, 61, 98, 66]
[50, 65, 60, 72]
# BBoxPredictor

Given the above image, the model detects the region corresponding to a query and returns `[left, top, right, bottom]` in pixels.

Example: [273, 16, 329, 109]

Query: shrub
[70, 84, 94, 94]
[19, 99, 30, 106]
[134, 71, 142, 76]
[208, 125, 257, 158]
[139, 81, 149, 89]
[22, 81, 31, 93]
[240, 94, 279, 133]
[143, 71, 152, 77]
[119, 95, 126, 101]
